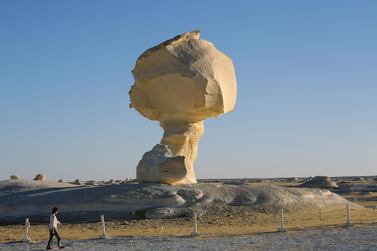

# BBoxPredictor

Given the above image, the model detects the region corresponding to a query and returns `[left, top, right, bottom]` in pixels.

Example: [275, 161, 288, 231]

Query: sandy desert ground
[1, 225, 377, 251]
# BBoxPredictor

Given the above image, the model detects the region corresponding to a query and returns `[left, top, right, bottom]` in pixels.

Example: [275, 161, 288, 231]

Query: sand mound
[298, 176, 339, 189]
[0, 183, 355, 224]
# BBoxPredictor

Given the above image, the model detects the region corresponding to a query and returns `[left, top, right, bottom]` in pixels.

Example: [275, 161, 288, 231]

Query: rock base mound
[0, 182, 355, 224]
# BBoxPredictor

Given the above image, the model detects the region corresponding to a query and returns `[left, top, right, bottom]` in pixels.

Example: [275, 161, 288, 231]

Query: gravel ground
[1, 225, 377, 251]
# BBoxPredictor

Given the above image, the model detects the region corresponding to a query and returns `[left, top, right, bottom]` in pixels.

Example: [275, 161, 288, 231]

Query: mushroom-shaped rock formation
[130, 30, 237, 184]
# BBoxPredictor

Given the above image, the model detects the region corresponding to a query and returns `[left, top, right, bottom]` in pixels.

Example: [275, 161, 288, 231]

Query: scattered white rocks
[0, 179, 76, 197]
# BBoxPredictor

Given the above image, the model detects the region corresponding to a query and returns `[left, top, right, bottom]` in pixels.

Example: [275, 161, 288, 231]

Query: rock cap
[130, 30, 237, 123]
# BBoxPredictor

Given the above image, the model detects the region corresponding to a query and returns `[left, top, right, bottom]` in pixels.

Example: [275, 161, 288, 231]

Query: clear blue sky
[0, 1, 376, 181]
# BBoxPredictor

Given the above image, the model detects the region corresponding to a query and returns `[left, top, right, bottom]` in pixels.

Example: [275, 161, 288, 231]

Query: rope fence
[10, 203, 377, 243]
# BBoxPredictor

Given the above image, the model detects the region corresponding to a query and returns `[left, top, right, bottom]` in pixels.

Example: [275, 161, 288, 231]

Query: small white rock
[73, 179, 84, 185]
[33, 174, 47, 181]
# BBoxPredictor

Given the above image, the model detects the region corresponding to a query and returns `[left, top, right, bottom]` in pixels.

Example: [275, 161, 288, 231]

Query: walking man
[46, 207, 64, 250]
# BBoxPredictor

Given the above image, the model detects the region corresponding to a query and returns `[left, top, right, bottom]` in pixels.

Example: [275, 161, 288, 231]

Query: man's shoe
[46, 247, 52, 250]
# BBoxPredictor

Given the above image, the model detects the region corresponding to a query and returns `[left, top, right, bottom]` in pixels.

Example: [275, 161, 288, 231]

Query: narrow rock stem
[160, 120, 204, 184]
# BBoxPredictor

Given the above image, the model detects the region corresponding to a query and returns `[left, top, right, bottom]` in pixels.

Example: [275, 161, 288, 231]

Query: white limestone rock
[72, 179, 85, 186]
[130, 30, 237, 185]
[0, 183, 359, 222]
[299, 176, 339, 189]
[137, 144, 187, 184]
[33, 174, 47, 181]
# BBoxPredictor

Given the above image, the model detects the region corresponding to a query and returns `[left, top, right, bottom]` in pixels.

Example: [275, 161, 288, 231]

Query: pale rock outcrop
[136, 144, 187, 184]
[72, 179, 85, 186]
[86, 180, 98, 186]
[299, 176, 339, 189]
[130, 30, 237, 185]
[10, 175, 20, 180]
[33, 174, 47, 181]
